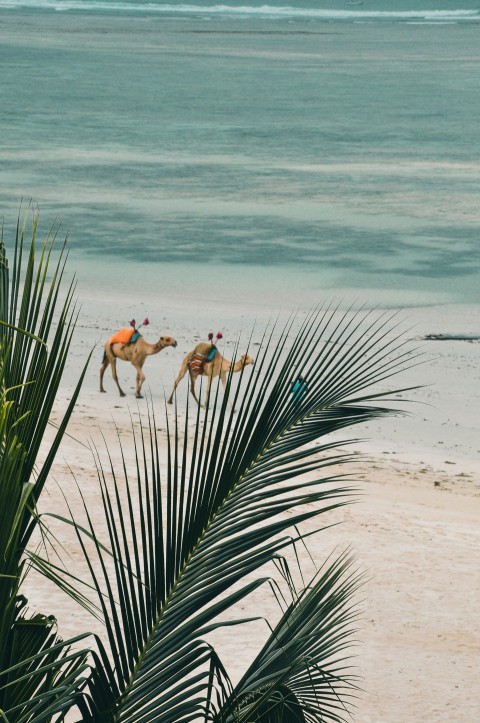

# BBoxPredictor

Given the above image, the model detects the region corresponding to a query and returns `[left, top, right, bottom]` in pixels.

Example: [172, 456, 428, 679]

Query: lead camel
[100, 329, 177, 398]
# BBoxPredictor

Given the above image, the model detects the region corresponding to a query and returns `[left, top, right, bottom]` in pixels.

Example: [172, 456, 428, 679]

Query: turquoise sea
[1, 0, 479, 308]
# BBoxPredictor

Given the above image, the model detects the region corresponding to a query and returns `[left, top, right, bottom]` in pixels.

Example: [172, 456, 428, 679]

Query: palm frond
[217, 552, 363, 723]
[51, 307, 416, 721]
[0, 599, 91, 723]
[1, 206, 92, 721]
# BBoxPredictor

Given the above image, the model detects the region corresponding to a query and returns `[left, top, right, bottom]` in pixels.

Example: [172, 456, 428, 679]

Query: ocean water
[1, 0, 479, 309]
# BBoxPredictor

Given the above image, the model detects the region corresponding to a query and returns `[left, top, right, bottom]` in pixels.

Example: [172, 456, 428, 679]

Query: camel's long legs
[100, 356, 109, 393]
[101, 345, 126, 397]
[189, 374, 202, 406]
[110, 357, 126, 397]
[134, 362, 146, 399]
[167, 354, 191, 404]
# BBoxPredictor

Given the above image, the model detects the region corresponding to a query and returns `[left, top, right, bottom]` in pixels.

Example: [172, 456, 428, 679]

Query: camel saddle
[188, 346, 217, 377]
[108, 328, 141, 347]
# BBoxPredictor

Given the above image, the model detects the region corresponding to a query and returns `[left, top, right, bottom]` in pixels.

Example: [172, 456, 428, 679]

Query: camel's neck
[232, 359, 245, 372]
[150, 340, 166, 355]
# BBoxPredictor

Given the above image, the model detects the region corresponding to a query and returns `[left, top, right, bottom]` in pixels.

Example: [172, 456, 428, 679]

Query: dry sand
[24, 301, 479, 722]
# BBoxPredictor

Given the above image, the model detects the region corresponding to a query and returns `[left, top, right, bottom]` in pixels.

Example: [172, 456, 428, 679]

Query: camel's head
[158, 336, 177, 349]
[240, 354, 254, 367]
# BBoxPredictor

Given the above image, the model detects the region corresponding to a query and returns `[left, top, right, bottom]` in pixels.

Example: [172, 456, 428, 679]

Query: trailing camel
[167, 341, 254, 408]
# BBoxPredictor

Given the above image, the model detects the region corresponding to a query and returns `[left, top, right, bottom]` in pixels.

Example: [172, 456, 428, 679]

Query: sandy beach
[23, 288, 479, 723]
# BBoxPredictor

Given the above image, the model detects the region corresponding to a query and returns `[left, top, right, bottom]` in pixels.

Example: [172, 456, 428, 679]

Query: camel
[100, 332, 177, 398]
[167, 342, 254, 408]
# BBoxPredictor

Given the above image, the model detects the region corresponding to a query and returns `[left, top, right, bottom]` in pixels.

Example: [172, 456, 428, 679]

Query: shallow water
[1, 1, 479, 309]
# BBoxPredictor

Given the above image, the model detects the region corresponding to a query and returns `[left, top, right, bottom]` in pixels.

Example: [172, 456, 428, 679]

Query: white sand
[25, 282, 480, 722]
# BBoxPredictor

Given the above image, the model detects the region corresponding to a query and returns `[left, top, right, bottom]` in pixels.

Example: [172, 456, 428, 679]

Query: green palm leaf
[0, 599, 91, 723]
[217, 552, 363, 723]
[50, 305, 415, 721]
[1, 206, 92, 721]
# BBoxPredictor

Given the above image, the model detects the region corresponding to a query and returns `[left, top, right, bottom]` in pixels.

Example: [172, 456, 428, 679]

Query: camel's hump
[193, 342, 215, 356]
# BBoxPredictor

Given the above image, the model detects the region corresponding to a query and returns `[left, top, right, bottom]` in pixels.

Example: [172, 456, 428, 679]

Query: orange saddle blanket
[108, 328, 135, 346]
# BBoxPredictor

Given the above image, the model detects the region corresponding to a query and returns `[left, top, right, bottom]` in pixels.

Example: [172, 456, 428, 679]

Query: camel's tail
[102, 349, 107, 364]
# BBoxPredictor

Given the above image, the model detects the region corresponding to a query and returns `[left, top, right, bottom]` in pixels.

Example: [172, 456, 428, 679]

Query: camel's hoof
[136, 394, 144, 399]
[120, 392, 126, 397]
[167, 399, 173, 405]
[100, 390, 106, 393]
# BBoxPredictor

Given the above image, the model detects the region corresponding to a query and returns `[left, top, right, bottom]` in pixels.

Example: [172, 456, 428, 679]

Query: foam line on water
[1, 0, 479, 22]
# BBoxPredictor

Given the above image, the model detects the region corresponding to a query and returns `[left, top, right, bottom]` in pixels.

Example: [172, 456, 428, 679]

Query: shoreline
[65, 280, 480, 488]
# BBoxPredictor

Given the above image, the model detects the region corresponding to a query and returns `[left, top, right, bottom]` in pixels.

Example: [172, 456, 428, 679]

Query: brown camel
[100, 333, 177, 398]
[167, 342, 254, 408]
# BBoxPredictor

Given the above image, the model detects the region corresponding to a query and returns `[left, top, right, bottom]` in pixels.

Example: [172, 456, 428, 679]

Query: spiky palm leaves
[1, 206, 416, 722]
[0, 208, 90, 721]
[55, 308, 414, 722]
